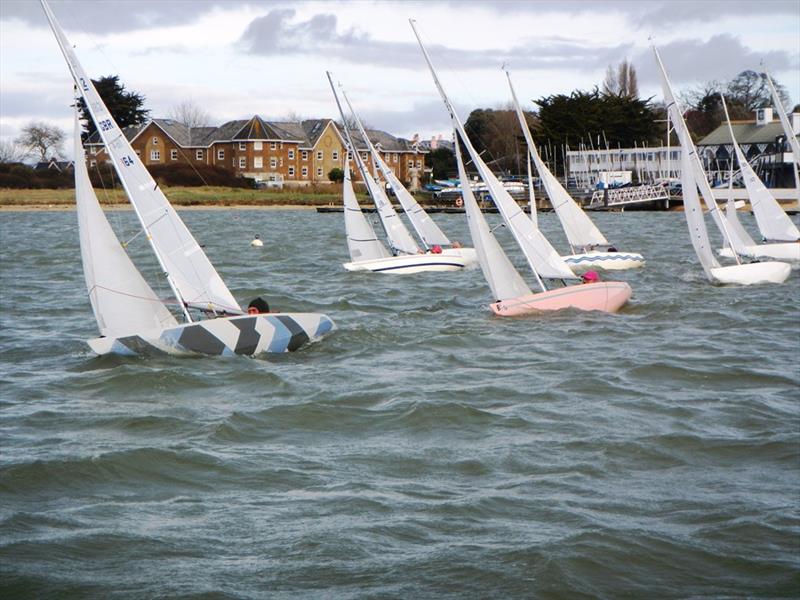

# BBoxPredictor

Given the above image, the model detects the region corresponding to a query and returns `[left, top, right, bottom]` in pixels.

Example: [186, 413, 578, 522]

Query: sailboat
[505, 70, 646, 272]
[412, 21, 631, 314]
[326, 73, 476, 274]
[653, 45, 790, 285]
[716, 94, 800, 262]
[43, 0, 334, 356]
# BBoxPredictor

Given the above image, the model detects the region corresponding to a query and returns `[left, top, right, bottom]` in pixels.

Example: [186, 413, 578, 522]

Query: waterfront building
[85, 116, 428, 188]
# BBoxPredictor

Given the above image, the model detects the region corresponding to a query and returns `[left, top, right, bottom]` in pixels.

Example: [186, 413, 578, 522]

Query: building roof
[84, 116, 426, 153]
[697, 120, 797, 147]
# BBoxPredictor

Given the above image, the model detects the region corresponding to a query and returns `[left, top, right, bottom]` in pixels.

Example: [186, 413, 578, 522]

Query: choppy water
[1, 208, 798, 599]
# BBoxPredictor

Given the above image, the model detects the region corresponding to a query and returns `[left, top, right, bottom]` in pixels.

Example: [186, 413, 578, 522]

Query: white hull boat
[710, 262, 791, 286]
[343, 248, 477, 273]
[563, 251, 646, 272]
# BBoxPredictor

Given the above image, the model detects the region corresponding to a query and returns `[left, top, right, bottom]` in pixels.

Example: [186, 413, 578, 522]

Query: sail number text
[121, 156, 135, 167]
[98, 119, 114, 132]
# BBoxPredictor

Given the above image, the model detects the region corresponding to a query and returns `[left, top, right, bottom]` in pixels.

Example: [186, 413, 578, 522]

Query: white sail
[652, 45, 745, 262]
[506, 71, 608, 251]
[340, 91, 450, 248]
[721, 95, 800, 242]
[527, 151, 537, 229]
[342, 155, 391, 262]
[766, 70, 800, 168]
[724, 197, 757, 248]
[42, 0, 241, 317]
[455, 134, 532, 300]
[373, 152, 451, 247]
[74, 109, 178, 337]
[680, 149, 721, 280]
[411, 21, 578, 282]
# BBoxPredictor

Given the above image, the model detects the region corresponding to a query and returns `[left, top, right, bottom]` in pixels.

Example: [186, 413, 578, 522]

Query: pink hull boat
[490, 281, 632, 316]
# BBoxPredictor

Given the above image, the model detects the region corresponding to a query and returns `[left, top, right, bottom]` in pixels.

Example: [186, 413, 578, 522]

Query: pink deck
[490, 282, 632, 316]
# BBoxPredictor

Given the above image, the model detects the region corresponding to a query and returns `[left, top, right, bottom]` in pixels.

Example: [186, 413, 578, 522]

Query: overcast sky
[1, 0, 798, 159]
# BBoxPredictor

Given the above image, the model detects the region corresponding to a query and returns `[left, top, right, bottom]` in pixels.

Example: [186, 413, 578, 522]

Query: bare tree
[726, 70, 790, 111]
[15, 121, 65, 162]
[0, 138, 27, 163]
[167, 100, 212, 128]
[602, 59, 639, 98]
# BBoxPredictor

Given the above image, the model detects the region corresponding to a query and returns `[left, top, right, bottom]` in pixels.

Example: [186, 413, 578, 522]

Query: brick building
[85, 116, 428, 188]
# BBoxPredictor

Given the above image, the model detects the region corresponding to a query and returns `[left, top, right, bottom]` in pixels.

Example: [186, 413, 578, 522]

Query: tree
[328, 167, 344, 182]
[15, 121, 65, 162]
[726, 70, 789, 111]
[464, 105, 537, 175]
[77, 75, 149, 140]
[167, 100, 212, 129]
[428, 147, 456, 180]
[0, 139, 27, 163]
[602, 59, 639, 98]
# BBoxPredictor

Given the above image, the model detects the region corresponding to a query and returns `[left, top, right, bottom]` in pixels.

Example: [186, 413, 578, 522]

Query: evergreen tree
[77, 75, 149, 140]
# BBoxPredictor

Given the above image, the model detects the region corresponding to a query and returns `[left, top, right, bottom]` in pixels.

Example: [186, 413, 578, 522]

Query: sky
[1, 0, 799, 160]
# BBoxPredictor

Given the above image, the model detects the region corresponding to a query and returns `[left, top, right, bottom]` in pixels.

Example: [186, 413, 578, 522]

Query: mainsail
[721, 94, 799, 242]
[652, 45, 745, 262]
[42, 0, 241, 318]
[506, 71, 608, 251]
[340, 91, 450, 249]
[411, 20, 577, 282]
[74, 107, 178, 336]
[342, 155, 391, 262]
[680, 148, 721, 280]
[455, 134, 532, 300]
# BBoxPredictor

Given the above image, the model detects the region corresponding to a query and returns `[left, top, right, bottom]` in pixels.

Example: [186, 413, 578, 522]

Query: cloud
[238, 9, 634, 72]
[634, 34, 796, 88]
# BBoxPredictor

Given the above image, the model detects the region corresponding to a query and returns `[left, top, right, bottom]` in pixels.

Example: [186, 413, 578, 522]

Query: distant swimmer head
[247, 297, 270, 314]
[581, 270, 600, 283]
[250, 234, 264, 247]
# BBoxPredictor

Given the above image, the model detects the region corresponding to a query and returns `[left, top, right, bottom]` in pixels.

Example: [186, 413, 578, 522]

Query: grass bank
[0, 185, 368, 207]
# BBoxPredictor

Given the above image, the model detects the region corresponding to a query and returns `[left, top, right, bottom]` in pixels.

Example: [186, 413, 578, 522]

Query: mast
[40, 0, 194, 320]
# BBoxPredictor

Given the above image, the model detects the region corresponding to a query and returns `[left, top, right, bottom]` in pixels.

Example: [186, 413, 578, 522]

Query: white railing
[589, 184, 669, 208]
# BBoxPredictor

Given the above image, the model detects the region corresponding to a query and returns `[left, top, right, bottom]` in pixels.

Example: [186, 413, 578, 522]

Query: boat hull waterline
[490, 281, 632, 316]
[344, 248, 478, 274]
[717, 243, 800, 263]
[709, 262, 791, 286]
[563, 251, 646, 272]
[87, 313, 335, 357]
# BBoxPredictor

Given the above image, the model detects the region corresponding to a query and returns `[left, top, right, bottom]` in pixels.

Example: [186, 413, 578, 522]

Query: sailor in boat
[581, 271, 600, 284]
[250, 234, 264, 247]
[247, 297, 271, 314]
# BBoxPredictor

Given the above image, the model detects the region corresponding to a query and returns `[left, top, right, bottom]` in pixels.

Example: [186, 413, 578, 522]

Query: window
[217, 149, 225, 160]
[270, 158, 277, 169]
[89, 160, 96, 167]
[316, 167, 323, 177]
[150, 150, 160, 161]
[362, 153, 368, 161]
[152, 136, 159, 145]
[270, 142, 277, 150]
[288, 149, 295, 160]
[196, 150, 203, 160]
[254, 156, 263, 169]
[301, 150, 309, 161]
[239, 142, 246, 151]
[90, 147, 97, 155]
[301, 166, 308, 177]
[347, 150, 353, 160]
[239, 157, 247, 169]
[316, 150, 323, 161]
[254, 141, 263, 151]
[416, 160, 421, 168]
[135, 150, 141, 155]
[170, 149, 178, 161]
[408, 160, 413, 169]
[288, 166, 295, 177]
[392, 153, 397, 163]
[332, 150, 339, 161]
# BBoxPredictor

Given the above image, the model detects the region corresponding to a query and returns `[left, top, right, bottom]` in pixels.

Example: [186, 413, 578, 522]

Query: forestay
[42, 0, 241, 316]
[506, 71, 608, 251]
[455, 134, 532, 299]
[722, 95, 800, 242]
[342, 155, 391, 262]
[411, 21, 578, 282]
[74, 109, 178, 337]
[680, 149, 721, 280]
[653, 46, 744, 262]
